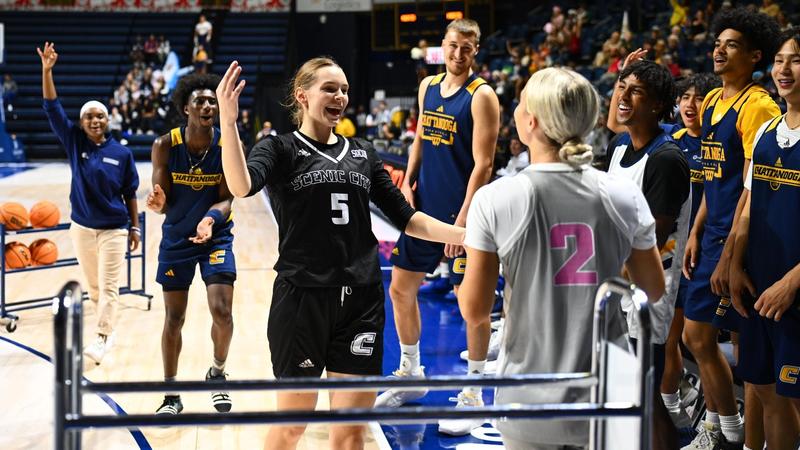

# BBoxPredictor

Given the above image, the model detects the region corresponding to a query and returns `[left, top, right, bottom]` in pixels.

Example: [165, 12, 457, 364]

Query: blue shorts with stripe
[390, 232, 466, 285]
[684, 238, 740, 331]
[738, 305, 800, 398]
[156, 243, 236, 291]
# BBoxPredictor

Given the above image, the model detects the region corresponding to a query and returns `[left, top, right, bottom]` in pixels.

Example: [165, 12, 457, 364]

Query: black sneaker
[714, 434, 743, 450]
[155, 395, 183, 415]
[205, 367, 232, 412]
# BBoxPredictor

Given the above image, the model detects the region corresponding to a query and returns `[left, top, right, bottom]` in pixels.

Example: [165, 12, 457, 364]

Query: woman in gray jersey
[458, 67, 666, 449]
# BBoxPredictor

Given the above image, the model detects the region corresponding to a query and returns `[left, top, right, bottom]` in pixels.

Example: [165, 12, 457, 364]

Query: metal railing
[53, 277, 652, 450]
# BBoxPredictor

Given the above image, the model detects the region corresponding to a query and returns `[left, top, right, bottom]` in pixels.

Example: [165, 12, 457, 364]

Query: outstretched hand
[216, 61, 246, 126]
[189, 216, 214, 244]
[146, 184, 167, 213]
[36, 42, 58, 70]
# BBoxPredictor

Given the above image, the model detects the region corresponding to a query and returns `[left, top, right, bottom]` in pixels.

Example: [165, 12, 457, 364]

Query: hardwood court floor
[0, 162, 385, 450]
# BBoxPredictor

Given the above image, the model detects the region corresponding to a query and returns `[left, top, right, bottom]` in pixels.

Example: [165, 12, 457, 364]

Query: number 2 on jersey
[331, 193, 349, 225]
[550, 223, 598, 286]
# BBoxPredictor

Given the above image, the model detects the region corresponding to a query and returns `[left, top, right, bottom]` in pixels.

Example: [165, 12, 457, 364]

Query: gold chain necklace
[187, 146, 209, 173]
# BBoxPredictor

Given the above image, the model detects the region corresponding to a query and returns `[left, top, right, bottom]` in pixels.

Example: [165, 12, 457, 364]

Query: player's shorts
[738, 305, 800, 398]
[268, 277, 385, 378]
[675, 275, 689, 309]
[156, 243, 236, 291]
[684, 238, 739, 331]
[390, 232, 467, 285]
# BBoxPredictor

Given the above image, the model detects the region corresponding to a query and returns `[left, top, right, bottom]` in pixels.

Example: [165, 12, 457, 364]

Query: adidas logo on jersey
[298, 359, 314, 368]
[298, 149, 311, 157]
[436, 105, 444, 112]
[164, 269, 175, 277]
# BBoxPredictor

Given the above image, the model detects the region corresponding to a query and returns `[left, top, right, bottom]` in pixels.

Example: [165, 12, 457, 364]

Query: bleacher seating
[211, 13, 289, 111]
[0, 12, 195, 158]
[0, 11, 288, 160]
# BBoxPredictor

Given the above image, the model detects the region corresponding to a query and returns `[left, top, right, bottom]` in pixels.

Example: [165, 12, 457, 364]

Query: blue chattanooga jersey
[416, 73, 487, 222]
[700, 85, 757, 243]
[159, 127, 233, 262]
[747, 116, 800, 302]
[673, 128, 704, 228]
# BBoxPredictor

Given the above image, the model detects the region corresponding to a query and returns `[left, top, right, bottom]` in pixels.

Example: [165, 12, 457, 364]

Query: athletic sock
[705, 410, 720, 427]
[400, 342, 420, 374]
[661, 391, 681, 415]
[165, 376, 178, 397]
[719, 413, 744, 443]
[464, 359, 486, 397]
[211, 358, 225, 376]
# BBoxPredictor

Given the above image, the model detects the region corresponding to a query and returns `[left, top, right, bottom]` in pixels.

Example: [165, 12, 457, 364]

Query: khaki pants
[69, 222, 128, 336]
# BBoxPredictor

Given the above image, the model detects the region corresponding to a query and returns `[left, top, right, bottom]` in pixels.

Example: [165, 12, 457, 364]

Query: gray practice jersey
[465, 163, 656, 446]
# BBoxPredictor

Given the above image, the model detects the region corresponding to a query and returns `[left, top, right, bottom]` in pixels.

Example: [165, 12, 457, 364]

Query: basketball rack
[0, 212, 152, 332]
[52, 277, 654, 450]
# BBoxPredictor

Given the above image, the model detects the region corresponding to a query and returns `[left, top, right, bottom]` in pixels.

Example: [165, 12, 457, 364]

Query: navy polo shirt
[43, 98, 138, 229]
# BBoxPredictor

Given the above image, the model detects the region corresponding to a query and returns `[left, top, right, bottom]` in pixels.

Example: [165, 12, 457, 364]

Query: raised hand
[621, 47, 647, 70]
[216, 61, 246, 126]
[36, 42, 58, 70]
[146, 184, 167, 213]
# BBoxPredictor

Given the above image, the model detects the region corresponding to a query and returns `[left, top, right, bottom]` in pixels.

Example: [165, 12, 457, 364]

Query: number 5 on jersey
[331, 193, 349, 225]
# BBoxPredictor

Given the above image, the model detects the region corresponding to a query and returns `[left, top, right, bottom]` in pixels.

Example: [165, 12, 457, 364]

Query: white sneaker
[438, 390, 485, 436]
[83, 334, 112, 364]
[460, 322, 504, 362]
[680, 378, 699, 408]
[491, 318, 503, 331]
[375, 367, 428, 407]
[681, 422, 720, 450]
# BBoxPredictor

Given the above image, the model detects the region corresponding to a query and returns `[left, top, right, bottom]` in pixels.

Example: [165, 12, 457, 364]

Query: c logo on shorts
[779, 365, 800, 384]
[209, 250, 226, 265]
[452, 257, 467, 274]
[350, 332, 376, 356]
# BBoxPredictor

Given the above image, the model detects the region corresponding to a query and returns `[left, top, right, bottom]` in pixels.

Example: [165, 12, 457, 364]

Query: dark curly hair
[676, 73, 722, 98]
[618, 60, 675, 122]
[171, 73, 222, 116]
[711, 6, 782, 72]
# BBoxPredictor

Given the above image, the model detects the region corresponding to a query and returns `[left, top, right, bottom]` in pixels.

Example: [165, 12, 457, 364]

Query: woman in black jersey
[217, 58, 464, 449]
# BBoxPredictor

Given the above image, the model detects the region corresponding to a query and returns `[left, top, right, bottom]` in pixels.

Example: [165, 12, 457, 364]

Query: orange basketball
[29, 239, 58, 266]
[4, 242, 31, 269]
[29, 201, 60, 228]
[0, 202, 29, 230]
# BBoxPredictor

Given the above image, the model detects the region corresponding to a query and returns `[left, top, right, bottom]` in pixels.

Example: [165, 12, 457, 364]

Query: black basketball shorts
[268, 277, 385, 378]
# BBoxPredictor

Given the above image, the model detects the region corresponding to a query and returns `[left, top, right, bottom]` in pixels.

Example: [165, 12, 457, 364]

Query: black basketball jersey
[246, 131, 416, 287]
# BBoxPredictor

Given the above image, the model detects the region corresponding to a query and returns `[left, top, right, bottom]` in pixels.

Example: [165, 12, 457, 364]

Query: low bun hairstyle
[558, 139, 595, 166]
[523, 68, 600, 166]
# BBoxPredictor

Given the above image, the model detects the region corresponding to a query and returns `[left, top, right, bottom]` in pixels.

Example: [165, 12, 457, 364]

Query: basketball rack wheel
[1, 315, 18, 332]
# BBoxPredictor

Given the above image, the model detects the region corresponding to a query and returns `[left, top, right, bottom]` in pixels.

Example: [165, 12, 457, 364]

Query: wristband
[130, 226, 141, 235]
[205, 209, 224, 225]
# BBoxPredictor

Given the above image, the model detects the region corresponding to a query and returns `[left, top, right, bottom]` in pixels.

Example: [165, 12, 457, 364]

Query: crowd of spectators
[350, 0, 798, 176]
